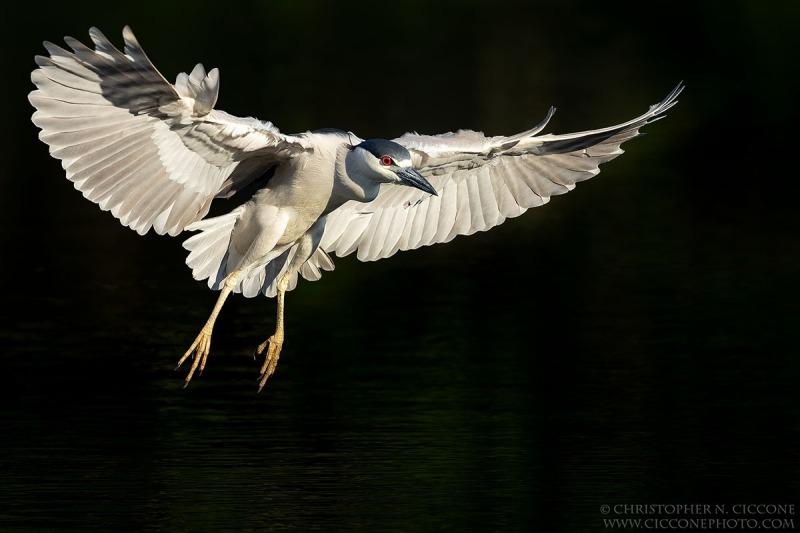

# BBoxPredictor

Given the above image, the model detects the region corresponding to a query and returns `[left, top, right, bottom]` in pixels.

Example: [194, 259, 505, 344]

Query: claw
[172, 270, 241, 388]
[256, 335, 283, 392]
[177, 326, 212, 387]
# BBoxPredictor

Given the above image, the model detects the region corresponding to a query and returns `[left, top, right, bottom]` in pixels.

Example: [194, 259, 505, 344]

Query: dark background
[1, 1, 798, 531]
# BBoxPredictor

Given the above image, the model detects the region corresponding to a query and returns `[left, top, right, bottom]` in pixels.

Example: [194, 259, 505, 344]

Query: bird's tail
[181, 207, 335, 298]
[182, 206, 245, 291]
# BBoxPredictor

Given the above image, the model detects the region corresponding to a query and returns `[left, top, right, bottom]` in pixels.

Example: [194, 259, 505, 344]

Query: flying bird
[29, 26, 682, 390]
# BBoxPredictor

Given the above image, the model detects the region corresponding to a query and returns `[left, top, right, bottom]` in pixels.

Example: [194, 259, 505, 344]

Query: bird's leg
[176, 269, 242, 387]
[255, 272, 291, 391]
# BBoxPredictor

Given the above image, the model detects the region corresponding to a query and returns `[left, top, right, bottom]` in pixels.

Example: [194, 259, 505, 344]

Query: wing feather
[451, 177, 473, 240]
[30, 26, 311, 236]
[321, 83, 682, 261]
[405, 199, 427, 251]
[428, 181, 453, 245]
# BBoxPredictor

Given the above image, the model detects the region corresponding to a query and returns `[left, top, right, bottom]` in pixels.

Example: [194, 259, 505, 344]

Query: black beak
[396, 167, 438, 196]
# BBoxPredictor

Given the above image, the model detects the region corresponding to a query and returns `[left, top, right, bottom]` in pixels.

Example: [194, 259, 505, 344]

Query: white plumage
[29, 26, 682, 390]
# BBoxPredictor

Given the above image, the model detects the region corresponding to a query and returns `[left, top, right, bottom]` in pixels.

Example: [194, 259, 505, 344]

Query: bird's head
[351, 139, 437, 196]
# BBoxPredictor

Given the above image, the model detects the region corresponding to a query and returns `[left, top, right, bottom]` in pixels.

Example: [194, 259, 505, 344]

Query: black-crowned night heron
[29, 27, 682, 391]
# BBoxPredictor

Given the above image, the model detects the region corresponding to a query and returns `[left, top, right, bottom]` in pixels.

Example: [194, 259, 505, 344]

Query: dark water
[1, 2, 799, 531]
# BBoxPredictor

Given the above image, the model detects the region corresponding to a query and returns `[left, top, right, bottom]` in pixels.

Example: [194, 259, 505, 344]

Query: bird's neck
[325, 148, 382, 212]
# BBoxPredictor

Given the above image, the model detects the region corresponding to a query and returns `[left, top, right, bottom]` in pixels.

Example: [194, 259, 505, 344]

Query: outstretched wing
[29, 26, 311, 236]
[320, 84, 682, 261]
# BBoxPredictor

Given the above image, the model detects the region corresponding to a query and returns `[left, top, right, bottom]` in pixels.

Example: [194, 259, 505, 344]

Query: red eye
[380, 155, 393, 166]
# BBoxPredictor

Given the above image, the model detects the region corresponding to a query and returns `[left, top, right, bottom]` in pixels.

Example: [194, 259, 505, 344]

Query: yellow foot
[255, 335, 283, 392]
[175, 327, 212, 388]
